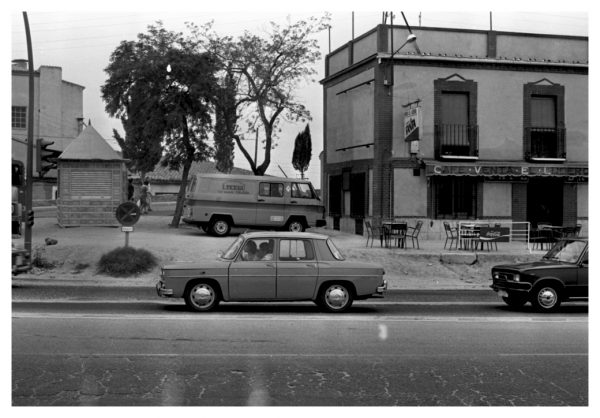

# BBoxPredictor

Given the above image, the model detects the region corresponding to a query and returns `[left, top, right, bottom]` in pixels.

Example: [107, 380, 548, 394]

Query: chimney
[12, 59, 28, 71]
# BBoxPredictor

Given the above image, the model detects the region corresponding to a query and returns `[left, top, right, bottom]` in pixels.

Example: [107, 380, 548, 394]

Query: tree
[292, 124, 312, 179]
[213, 64, 237, 173]
[189, 14, 330, 175]
[102, 22, 217, 227]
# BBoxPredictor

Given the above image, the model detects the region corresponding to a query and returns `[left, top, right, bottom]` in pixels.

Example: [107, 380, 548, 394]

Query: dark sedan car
[491, 238, 588, 312]
[157, 231, 387, 312]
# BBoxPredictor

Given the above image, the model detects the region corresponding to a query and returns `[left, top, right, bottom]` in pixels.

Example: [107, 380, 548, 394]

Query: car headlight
[513, 274, 520, 282]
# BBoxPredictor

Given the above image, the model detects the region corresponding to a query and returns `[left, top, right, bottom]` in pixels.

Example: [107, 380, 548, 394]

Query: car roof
[240, 231, 330, 240]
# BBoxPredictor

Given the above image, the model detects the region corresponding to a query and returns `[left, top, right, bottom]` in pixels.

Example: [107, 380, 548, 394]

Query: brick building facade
[321, 24, 588, 239]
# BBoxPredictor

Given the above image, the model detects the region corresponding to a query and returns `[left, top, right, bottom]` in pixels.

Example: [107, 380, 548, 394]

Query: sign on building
[404, 106, 421, 143]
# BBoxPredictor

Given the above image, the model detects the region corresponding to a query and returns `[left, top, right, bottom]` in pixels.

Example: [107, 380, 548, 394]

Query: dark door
[527, 178, 563, 228]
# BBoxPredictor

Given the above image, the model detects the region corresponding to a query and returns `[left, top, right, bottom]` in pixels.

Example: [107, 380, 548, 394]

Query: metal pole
[254, 129, 258, 165]
[23, 11, 34, 263]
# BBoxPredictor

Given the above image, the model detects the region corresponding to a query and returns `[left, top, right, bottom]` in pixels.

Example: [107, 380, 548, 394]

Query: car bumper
[490, 281, 532, 294]
[371, 280, 387, 298]
[156, 281, 174, 297]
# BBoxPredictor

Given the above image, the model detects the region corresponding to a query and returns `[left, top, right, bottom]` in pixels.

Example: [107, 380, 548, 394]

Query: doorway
[527, 178, 563, 228]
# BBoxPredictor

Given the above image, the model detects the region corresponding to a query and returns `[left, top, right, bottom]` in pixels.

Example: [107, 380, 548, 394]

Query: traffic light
[36, 138, 61, 177]
[26, 210, 34, 227]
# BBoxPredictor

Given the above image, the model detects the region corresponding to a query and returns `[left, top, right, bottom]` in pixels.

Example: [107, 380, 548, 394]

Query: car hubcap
[538, 287, 557, 308]
[326, 286, 348, 308]
[290, 222, 302, 232]
[191, 285, 214, 308]
[215, 222, 227, 234]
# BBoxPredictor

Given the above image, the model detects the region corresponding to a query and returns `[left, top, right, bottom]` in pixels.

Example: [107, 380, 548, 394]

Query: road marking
[11, 352, 588, 358]
[11, 312, 588, 323]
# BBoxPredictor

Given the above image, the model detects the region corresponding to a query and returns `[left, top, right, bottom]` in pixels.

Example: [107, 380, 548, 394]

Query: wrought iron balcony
[434, 124, 479, 159]
[525, 127, 566, 160]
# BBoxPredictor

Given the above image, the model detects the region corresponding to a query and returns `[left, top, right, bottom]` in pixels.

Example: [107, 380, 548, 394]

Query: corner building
[321, 24, 588, 239]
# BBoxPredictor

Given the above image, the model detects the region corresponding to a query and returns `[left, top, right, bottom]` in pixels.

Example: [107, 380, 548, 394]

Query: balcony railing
[435, 124, 479, 159]
[525, 127, 566, 160]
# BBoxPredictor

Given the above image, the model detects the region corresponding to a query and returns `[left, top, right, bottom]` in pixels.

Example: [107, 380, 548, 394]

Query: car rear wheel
[531, 284, 562, 312]
[502, 294, 528, 307]
[184, 282, 220, 312]
[286, 219, 305, 232]
[210, 218, 231, 237]
[318, 283, 354, 313]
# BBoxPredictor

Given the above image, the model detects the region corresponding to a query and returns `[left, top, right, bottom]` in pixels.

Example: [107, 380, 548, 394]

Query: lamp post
[23, 12, 34, 263]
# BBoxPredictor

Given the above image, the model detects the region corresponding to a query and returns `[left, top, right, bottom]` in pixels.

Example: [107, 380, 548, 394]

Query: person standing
[146, 178, 154, 212]
[127, 178, 134, 202]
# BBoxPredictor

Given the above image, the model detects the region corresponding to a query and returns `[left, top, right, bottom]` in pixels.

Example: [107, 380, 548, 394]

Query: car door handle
[265, 263, 275, 268]
[306, 263, 317, 268]
[257, 198, 265, 202]
[290, 200, 298, 204]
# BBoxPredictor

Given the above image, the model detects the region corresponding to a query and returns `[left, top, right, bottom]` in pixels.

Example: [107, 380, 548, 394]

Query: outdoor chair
[443, 221, 458, 250]
[406, 220, 423, 249]
[364, 220, 385, 248]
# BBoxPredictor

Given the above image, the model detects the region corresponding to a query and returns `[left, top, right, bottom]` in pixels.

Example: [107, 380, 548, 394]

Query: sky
[8, 2, 591, 188]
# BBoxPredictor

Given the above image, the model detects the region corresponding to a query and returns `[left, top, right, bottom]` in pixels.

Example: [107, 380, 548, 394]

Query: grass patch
[97, 247, 158, 277]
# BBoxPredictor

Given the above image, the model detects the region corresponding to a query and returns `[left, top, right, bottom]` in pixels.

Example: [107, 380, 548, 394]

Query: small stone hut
[56, 125, 127, 227]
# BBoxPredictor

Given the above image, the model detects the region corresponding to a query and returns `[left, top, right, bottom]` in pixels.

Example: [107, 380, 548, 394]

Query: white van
[182, 174, 326, 236]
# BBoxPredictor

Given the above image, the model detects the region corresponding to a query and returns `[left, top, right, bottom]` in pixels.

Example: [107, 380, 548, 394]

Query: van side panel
[182, 174, 324, 230]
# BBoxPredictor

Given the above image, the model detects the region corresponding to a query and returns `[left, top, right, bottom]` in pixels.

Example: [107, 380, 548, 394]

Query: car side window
[279, 239, 315, 261]
[240, 239, 275, 261]
[259, 182, 284, 198]
[291, 183, 314, 199]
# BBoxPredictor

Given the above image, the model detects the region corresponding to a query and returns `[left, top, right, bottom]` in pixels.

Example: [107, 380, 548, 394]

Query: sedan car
[156, 231, 387, 312]
[491, 238, 588, 312]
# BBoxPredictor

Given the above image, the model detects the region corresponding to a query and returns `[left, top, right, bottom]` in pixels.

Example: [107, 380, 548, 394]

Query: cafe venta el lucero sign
[424, 162, 588, 181]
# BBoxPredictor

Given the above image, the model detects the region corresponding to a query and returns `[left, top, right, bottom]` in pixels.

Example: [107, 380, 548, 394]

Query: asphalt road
[12, 290, 588, 406]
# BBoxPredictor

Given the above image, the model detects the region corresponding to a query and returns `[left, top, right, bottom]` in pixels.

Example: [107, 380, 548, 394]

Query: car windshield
[543, 240, 586, 263]
[326, 239, 345, 260]
[221, 237, 244, 260]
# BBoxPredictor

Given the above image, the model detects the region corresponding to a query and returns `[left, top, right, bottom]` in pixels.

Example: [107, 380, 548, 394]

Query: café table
[382, 221, 407, 248]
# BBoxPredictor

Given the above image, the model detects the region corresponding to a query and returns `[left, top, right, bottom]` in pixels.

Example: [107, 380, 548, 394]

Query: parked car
[156, 231, 387, 312]
[490, 238, 588, 312]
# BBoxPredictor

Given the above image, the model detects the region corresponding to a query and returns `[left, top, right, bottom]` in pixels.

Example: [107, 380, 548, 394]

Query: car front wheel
[184, 282, 220, 312]
[531, 284, 561, 312]
[318, 283, 354, 313]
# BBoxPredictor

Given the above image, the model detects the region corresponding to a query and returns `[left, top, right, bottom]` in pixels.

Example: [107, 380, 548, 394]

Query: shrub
[32, 245, 56, 269]
[97, 247, 158, 277]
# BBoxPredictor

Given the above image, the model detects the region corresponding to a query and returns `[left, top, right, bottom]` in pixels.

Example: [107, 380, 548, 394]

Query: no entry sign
[115, 201, 141, 226]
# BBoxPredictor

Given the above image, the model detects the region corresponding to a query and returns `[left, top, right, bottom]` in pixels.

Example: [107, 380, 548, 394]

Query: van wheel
[210, 218, 231, 237]
[286, 219, 305, 232]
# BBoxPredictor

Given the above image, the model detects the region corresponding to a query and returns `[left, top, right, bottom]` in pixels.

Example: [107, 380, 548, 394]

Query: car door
[276, 238, 319, 300]
[228, 238, 276, 300]
[255, 182, 286, 227]
[576, 249, 588, 297]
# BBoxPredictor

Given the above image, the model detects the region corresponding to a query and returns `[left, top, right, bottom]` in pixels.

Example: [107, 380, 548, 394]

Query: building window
[12, 106, 27, 129]
[433, 177, 477, 219]
[434, 76, 478, 159]
[328, 175, 342, 216]
[523, 81, 565, 161]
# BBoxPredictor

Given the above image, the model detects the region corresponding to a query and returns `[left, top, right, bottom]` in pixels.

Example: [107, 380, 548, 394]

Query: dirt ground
[18, 215, 540, 290]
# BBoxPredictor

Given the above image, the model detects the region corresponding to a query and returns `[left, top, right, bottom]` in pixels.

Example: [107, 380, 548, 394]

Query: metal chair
[406, 220, 423, 249]
[387, 222, 406, 248]
[443, 221, 458, 250]
[364, 219, 385, 248]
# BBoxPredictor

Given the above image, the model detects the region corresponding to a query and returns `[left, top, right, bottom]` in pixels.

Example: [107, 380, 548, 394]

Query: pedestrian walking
[139, 181, 150, 214]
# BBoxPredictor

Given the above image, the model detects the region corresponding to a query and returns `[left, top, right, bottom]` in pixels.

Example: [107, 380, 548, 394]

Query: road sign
[115, 202, 141, 226]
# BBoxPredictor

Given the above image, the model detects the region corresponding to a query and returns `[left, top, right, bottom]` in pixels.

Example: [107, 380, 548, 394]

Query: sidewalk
[15, 209, 542, 290]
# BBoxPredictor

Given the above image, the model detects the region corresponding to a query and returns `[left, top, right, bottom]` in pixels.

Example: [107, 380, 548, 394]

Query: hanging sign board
[404, 107, 422, 142]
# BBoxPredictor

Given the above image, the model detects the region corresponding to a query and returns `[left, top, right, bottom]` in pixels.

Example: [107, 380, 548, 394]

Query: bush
[97, 247, 158, 277]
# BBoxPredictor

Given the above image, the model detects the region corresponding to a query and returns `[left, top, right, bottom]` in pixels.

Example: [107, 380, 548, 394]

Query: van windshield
[221, 237, 244, 260]
[187, 176, 197, 193]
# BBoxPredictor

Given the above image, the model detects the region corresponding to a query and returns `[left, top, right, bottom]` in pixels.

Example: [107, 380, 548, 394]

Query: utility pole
[23, 11, 34, 263]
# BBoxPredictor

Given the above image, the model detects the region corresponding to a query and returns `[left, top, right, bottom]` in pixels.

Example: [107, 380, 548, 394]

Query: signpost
[115, 202, 141, 247]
